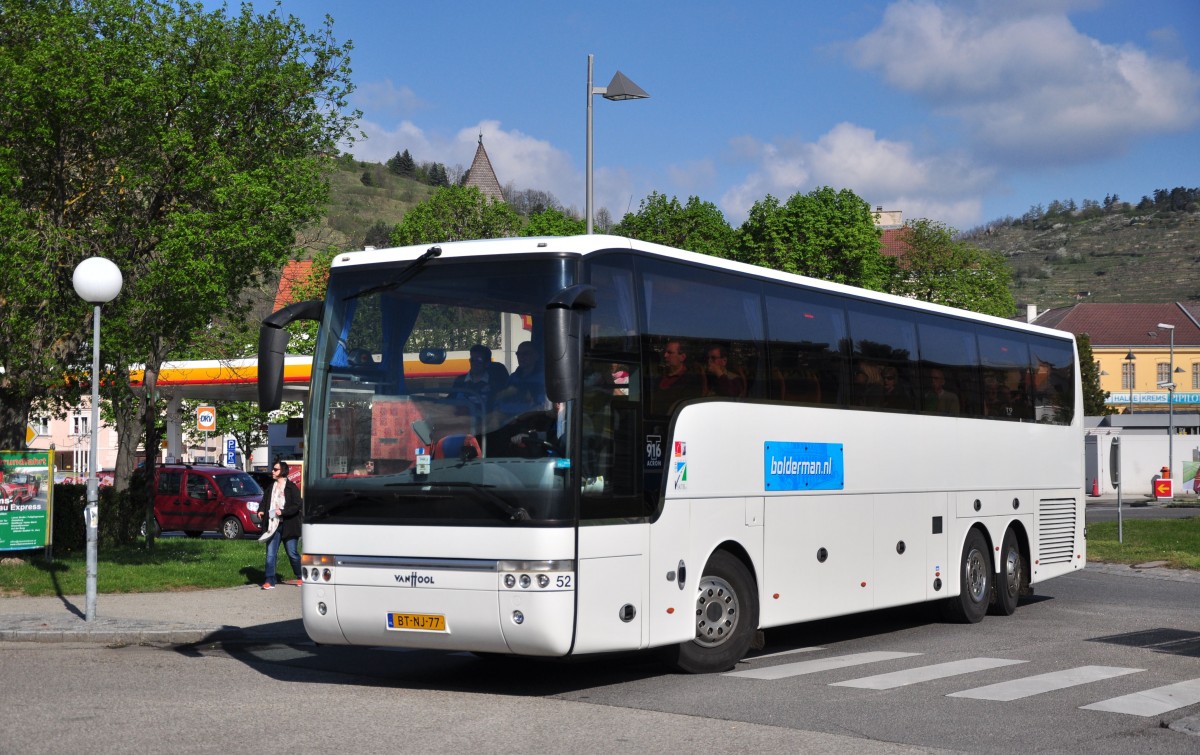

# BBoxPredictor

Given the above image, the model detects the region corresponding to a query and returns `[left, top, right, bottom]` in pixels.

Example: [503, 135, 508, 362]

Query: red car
[0, 475, 35, 505]
[148, 465, 265, 539]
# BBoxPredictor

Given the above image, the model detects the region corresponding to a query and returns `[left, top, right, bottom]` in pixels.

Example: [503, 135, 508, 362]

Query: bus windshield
[305, 255, 576, 527]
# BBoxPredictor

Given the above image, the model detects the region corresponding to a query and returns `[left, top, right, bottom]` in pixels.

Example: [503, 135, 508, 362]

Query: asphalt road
[1, 563, 1197, 753]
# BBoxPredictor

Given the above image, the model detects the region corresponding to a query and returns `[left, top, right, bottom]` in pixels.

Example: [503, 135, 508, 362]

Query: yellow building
[1032, 302, 1200, 415]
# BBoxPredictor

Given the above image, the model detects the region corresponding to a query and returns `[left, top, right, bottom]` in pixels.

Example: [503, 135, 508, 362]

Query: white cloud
[350, 79, 427, 120]
[666, 159, 718, 195]
[720, 122, 993, 229]
[850, 1, 1200, 164]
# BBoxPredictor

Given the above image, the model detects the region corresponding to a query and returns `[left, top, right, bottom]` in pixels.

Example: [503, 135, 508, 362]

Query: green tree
[522, 207, 585, 237]
[387, 149, 416, 178]
[0, 1, 357, 539]
[734, 187, 891, 290]
[390, 185, 521, 245]
[614, 192, 736, 259]
[1076, 333, 1111, 416]
[887, 218, 1017, 317]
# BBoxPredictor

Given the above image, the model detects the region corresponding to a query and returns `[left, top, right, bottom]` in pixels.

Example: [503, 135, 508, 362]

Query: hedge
[51, 476, 149, 552]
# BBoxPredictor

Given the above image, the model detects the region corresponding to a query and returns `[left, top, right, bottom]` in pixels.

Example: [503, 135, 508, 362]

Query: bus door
[572, 357, 651, 654]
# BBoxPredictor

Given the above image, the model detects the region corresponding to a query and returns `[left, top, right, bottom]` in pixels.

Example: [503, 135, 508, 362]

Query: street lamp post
[1124, 350, 1136, 415]
[1156, 323, 1180, 481]
[585, 54, 649, 234]
[72, 257, 124, 622]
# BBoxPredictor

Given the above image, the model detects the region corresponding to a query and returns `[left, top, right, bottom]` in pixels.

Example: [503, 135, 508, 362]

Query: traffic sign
[196, 406, 217, 432]
[25, 425, 36, 446]
[226, 439, 237, 466]
[1154, 477, 1173, 500]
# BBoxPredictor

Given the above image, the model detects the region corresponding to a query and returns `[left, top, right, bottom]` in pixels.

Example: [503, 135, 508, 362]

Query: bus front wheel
[665, 550, 759, 674]
[943, 529, 991, 624]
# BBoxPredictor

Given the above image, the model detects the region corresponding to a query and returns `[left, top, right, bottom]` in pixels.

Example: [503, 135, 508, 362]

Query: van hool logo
[394, 571, 435, 586]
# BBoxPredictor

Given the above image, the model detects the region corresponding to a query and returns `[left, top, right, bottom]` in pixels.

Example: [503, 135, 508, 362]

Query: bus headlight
[497, 559, 575, 590]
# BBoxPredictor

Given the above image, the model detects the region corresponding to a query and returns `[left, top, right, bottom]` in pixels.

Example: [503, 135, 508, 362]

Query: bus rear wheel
[665, 550, 758, 674]
[943, 528, 990, 624]
[988, 528, 1024, 616]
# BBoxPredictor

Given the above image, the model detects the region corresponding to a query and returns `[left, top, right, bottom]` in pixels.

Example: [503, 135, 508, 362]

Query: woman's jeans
[264, 527, 301, 584]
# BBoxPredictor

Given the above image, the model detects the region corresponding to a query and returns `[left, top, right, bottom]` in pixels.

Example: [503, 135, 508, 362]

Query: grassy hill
[297, 158, 438, 254]
[309, 163, 1200, 312]
[964, 208, 1200, 310]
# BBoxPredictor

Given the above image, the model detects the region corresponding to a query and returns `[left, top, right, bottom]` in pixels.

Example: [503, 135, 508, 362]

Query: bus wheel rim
[1003, 547, 1021, 599]
[965, 548, 988, 602]
[694, 575, 739, 648]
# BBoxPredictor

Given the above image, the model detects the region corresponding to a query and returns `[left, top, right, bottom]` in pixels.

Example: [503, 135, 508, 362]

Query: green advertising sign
[1, 450, 53, 551]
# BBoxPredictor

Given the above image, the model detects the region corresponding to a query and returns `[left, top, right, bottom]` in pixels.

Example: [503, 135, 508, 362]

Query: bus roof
[332, 235, 1072, 342]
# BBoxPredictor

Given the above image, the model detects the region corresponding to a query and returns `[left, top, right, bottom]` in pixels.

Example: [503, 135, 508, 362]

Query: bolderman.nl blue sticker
[763, 441, 844, 491]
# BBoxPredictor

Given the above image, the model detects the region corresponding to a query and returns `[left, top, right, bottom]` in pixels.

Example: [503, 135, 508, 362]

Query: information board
[0, 450, 54, 551]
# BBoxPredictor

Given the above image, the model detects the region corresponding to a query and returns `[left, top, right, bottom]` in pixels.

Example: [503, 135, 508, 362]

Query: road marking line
[748, 646, 826, 661]
[948, 666, 1143, 701]
[832, 658, 1027, 690]
[1081, 678, 1200, 716]
[725, 651, 920, 680]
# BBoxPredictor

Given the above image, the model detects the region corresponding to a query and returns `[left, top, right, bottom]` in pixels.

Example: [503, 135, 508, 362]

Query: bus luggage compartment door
[573, 523, 648, 654]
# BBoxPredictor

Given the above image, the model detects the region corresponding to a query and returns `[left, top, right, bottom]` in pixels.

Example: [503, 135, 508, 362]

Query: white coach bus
[258, 234, 1084, 673]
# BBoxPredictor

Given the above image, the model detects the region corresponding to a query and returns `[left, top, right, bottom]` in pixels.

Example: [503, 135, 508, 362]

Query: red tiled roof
[1032, 302, 1200, 347]
[272, 260, 314, 311]
[879, 227, 912, 258]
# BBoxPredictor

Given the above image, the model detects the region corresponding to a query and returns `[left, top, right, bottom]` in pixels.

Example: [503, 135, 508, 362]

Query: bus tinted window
[642, 259, 765, 412]
[978, 331, 1033, 421]
[917, 315, 980, 417]
[764, 287, 847, 406]
[585, 255, 638, 356]
[1030, 335, 1075, 424]
[845, 300, 919, 411]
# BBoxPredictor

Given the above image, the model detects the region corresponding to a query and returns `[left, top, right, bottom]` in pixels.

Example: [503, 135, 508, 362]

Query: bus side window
[764, 288, 848, 407]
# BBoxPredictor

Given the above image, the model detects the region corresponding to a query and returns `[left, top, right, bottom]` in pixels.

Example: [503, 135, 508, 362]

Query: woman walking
[262, 460, 303, 589]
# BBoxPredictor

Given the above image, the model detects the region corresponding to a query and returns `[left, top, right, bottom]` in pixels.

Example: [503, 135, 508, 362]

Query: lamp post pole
[72, 258, 123, 622]
[1157, 323, 1177, 481]
[1125, 350, 1136, 415]
[585, 54, 649, 234]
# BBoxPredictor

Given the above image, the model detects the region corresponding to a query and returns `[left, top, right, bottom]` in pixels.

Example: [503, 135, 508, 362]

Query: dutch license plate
[387, 612, 447, 632]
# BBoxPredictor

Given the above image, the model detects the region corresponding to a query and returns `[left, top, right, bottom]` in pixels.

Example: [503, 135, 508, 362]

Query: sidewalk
[0, 583, 308, 645]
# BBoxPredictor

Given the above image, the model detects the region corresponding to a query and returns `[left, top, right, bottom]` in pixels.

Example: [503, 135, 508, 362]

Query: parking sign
[226, 439, 237, 466]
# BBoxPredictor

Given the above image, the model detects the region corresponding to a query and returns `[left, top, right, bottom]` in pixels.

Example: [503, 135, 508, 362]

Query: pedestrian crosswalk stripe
[725, 651, 920, 681]
[948, 665, 1143, 701]
[832, 658, 1027, 690]
[748, 646, 826, 661]
[1080, 678, 1200, 716]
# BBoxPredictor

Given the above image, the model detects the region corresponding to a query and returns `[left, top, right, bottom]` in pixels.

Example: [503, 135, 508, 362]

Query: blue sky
[255, 0, 1198, 231]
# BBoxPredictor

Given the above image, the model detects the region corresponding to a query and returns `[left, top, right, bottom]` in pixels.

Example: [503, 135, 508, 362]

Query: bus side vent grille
[1037, 498, 1077, 565]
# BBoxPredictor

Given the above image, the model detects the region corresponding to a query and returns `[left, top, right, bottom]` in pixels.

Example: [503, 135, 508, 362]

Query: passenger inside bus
[493, 341, 550, 416]
[704, 344, 746, 397]
[653, 339, 704, 414]
[923, 367, 961, 415]
[877, 364, 915, 410]
[449, 344, 509, 408]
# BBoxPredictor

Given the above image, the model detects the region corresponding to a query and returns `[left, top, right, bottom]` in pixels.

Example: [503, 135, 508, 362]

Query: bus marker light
[504, 574, 516, 588]
[537, 574, 550, 588]
[519, 574, 532, 589]
[861, 582, 867, 588]
[318, 602, 327, 615]
[773, 593, 780, 599]
[512, 611, 525, 625]
[667, 607, 674, 614]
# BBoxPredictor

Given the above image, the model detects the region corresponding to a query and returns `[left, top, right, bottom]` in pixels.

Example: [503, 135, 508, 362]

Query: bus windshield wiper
[345, 245, 442, 300]
[385, 481, 529, 521]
